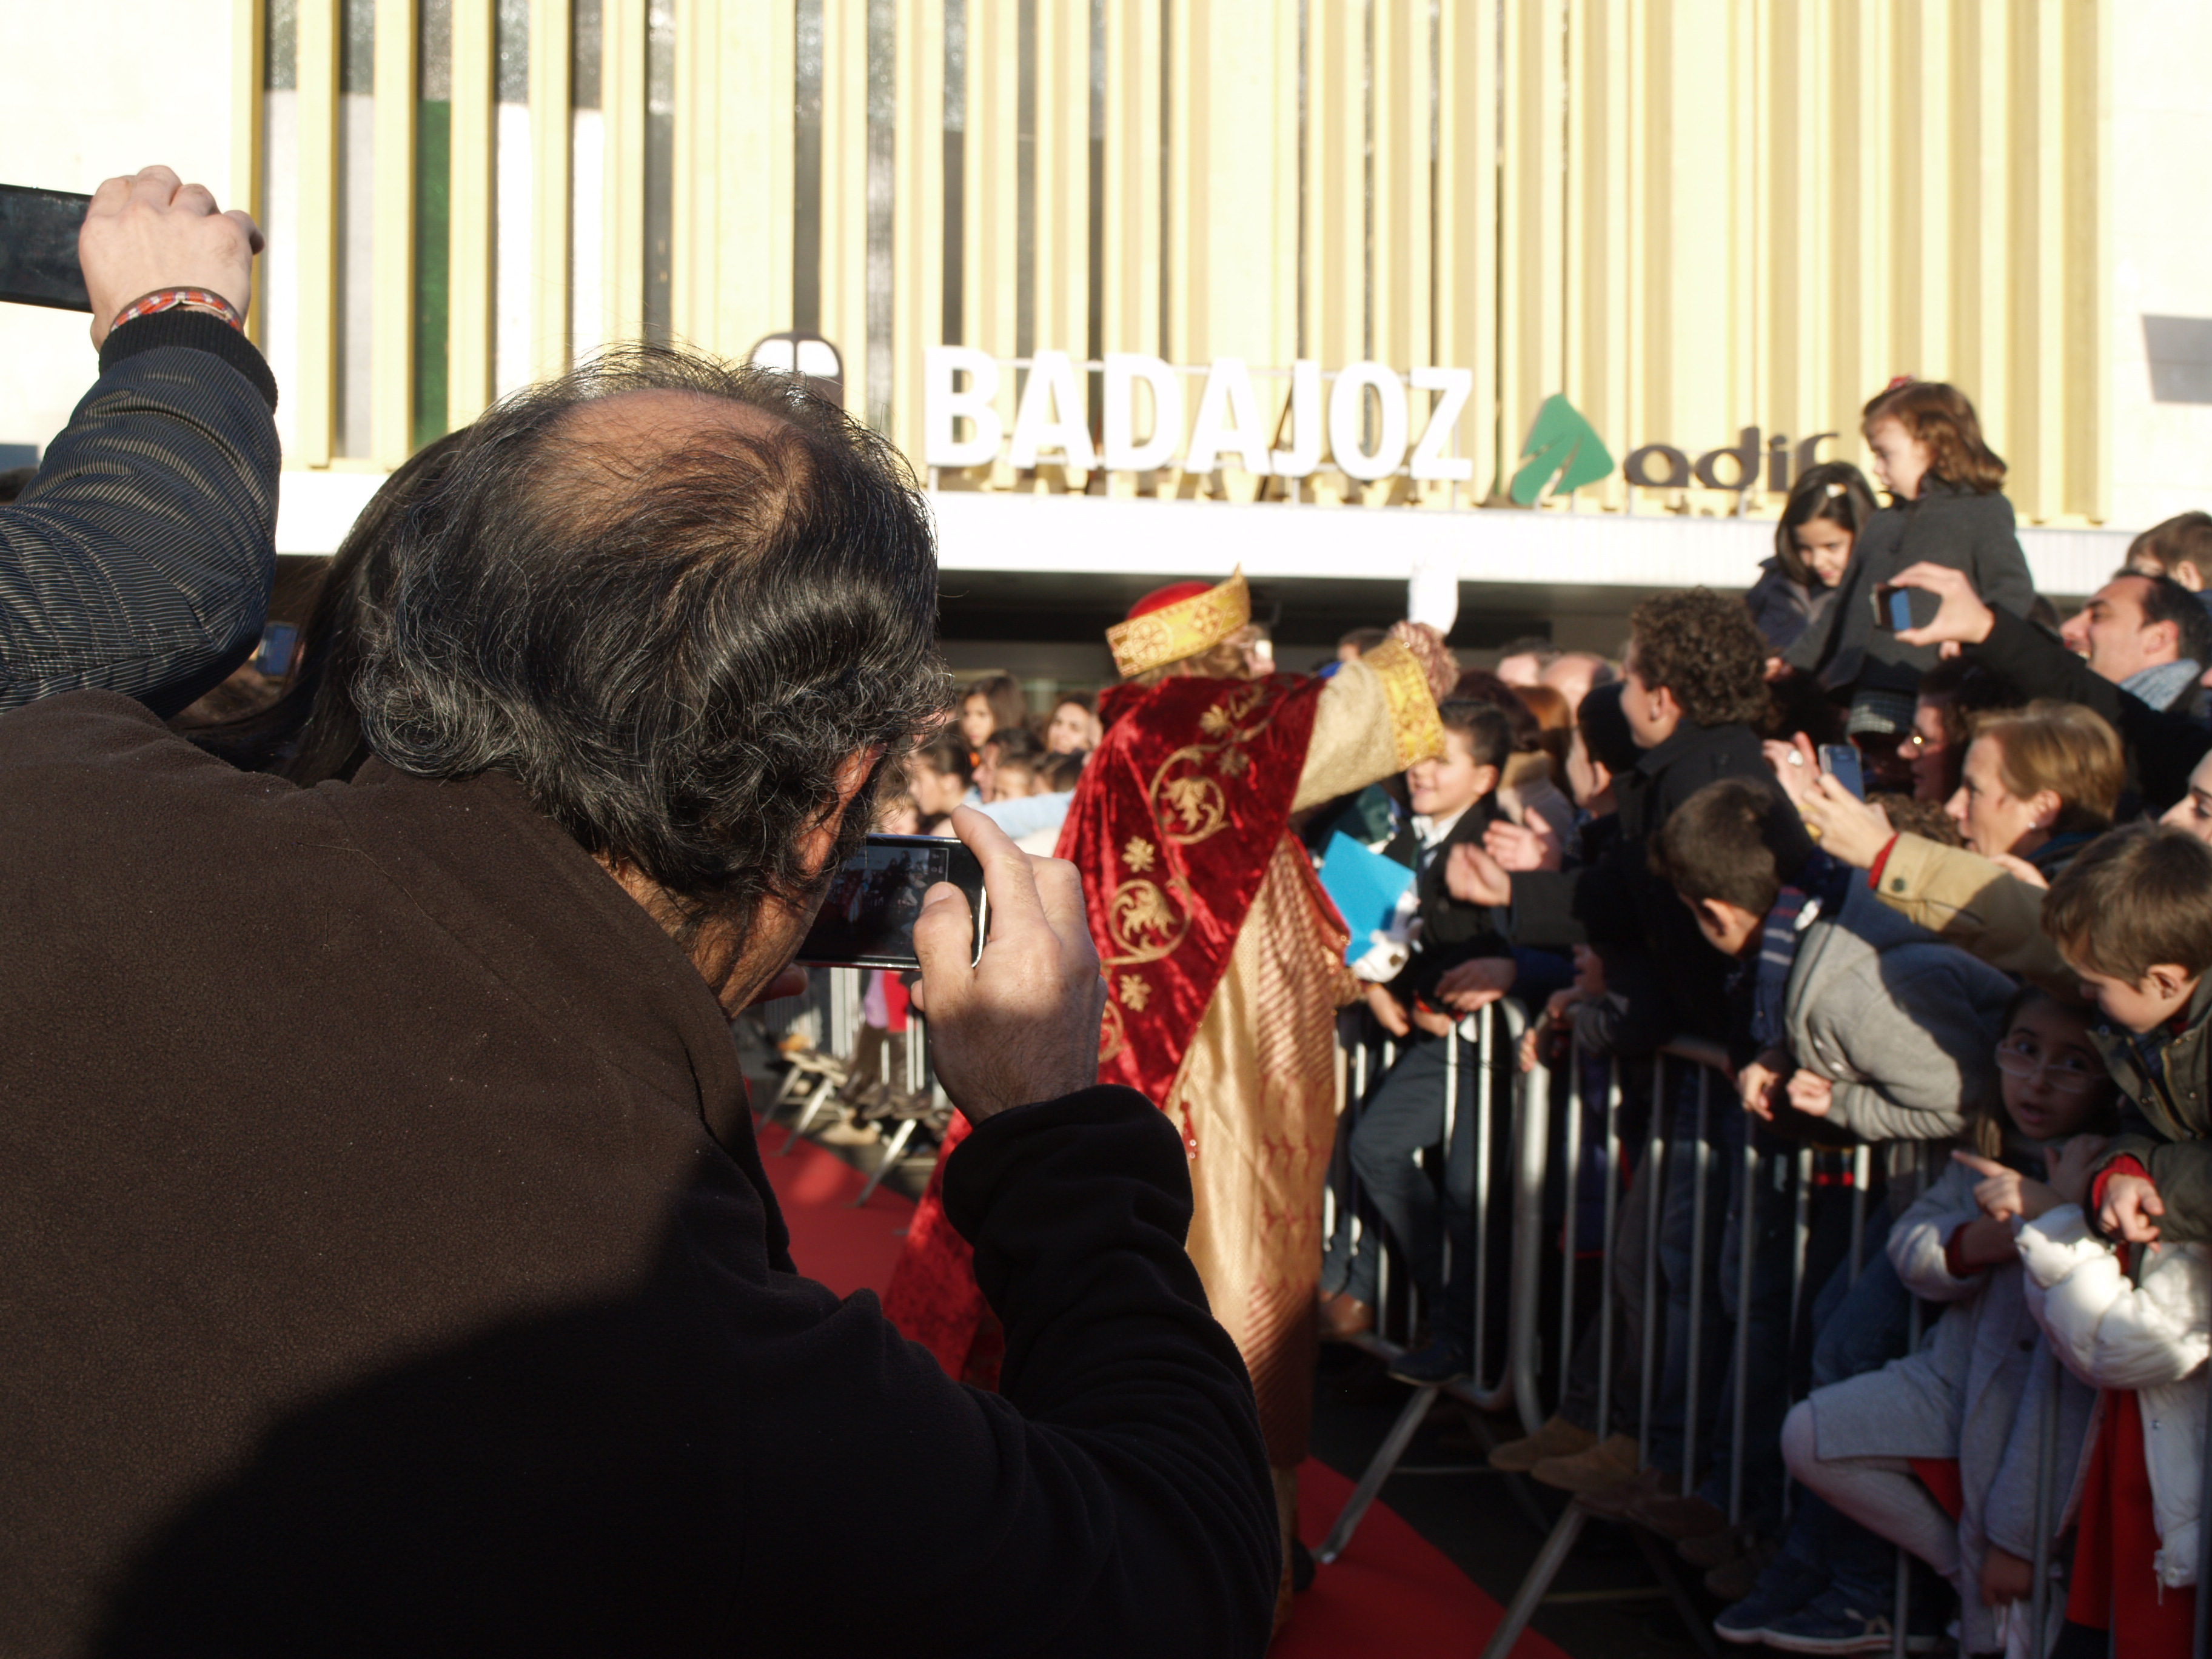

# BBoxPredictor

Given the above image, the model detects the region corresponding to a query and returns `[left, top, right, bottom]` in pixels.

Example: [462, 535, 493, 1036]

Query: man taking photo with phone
[2, 163, 276, 714]
[0, 347, 1279, 1657]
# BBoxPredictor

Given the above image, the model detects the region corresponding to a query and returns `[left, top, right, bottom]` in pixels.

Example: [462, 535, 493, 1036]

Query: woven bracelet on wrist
[110, 287, 247, 335]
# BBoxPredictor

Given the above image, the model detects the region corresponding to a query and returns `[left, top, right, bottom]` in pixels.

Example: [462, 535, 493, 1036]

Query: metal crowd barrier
[1313, 998, 1547, 1563]
[750, 979, 2127, 1659]
[1472, 1031, 2090, 1659]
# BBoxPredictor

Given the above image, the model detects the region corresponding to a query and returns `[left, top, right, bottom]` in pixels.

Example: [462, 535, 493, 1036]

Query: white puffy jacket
[2016, 1205, 2211, 1589]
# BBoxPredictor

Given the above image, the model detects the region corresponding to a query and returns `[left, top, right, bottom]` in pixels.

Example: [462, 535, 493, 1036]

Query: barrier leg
[776, 1078, 841, 1155]
[851, 1116, 917, 1207]
[1478, 1502, 1588, 1659]
[1313, 1383, 1439, 1564]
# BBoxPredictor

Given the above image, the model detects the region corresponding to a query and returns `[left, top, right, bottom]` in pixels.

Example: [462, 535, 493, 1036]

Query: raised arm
[0, 167, 277, 717]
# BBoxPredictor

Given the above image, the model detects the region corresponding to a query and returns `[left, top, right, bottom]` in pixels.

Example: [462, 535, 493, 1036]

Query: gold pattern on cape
[1117, 974, 1151, 1011]
[1363, 637, 1447, 768]
[1097, 682, 1287, 970]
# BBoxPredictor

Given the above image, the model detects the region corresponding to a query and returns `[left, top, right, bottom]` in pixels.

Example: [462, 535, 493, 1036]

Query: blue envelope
[1318, 832, 1416, 964]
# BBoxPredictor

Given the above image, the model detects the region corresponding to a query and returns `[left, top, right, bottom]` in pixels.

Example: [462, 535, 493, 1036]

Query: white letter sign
[1183, 357, 1274, 475]
[1269, 360, 1322, 477]
[923, 346, 1002, 469]
[1008, 350, 1097, 470]
[1408, 365, 1475, 481]
[1102, 353, 1184, 472]
[1329, 361, 1409, 482]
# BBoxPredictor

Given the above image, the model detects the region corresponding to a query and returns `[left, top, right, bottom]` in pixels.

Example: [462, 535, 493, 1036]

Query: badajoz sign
[922, 347, 1476, 483]
[920, 344, 1837, 498]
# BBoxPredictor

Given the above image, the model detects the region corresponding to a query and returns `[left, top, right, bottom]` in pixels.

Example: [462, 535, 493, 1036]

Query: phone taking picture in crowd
[1870, 583, 1936, 634]
[1818, 743, 1866, 801]
[794, 833, 987, 971]
[0, 183, 92, 312]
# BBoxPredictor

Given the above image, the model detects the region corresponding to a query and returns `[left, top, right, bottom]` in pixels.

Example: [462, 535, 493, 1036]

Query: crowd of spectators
[9, 163, 2212, 1659]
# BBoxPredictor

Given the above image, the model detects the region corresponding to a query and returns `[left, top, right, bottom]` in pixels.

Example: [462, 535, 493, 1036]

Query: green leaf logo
[1507, 394, 1616, 506]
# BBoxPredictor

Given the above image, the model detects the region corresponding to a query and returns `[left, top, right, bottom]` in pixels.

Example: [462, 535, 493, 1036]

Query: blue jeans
[1694, 1119, 1802, 1532]
[1339, 1035, 1475, 1325]
[1649, 1062, 1731, 1480]
[1772, 1197, 1914, 1603]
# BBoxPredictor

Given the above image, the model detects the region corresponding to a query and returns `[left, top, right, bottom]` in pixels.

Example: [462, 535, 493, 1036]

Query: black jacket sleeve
[0, 310, 279, 717]
[740, 1087, 1281, 1658]
[1971, 607, 2211, 810]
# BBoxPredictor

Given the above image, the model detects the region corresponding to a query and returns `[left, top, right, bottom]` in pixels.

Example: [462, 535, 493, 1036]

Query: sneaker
[1385, 1339, 1470, 1386]
[1760, 1587, 1940, 1654]
[1488, 1413, 1598, 1473]
[1531, 1432, 1641, 1494]
[1710, 1554, 1828, 1646]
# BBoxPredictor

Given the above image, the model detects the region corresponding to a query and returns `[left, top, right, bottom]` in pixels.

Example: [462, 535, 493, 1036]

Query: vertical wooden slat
[1033, 0, 1088, 369]
[2065, 0, 2109, 521]
[891, 0, 945, 464]
[297, 0, 340, 466]
[1569, 0, 1635, 508]
[1101, 0, 1161, 359]
[372, 0, 418, 464]
[1729, 0, 1760, 461]
[232, 0, 269, 344]
[960, 0, 1018, 473]
[1435, 0, 1498, 495]
[603, 0, 648, 341]
[1500, 0, 1566, 475]
[1369, 0, 1429, 378]
[818, 0, 869, 414]
[529, 0, 572, 377]
[1303, 0, 1364, 401]
[1895, 0, 1949, 384]
[447, 0, 494, 424]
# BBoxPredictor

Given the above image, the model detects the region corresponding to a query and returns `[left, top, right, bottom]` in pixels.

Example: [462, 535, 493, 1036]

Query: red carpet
[1279, 1459, 1568, 1659]
[759, 1131, 915, 1299]
[769, 1130, 1564, 1657]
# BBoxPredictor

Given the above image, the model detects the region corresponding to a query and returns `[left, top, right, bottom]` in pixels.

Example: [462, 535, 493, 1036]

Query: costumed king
[886, 569, 1453, 1631]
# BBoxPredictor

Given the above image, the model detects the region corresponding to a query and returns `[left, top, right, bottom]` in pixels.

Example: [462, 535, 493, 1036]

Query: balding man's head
[353, 345, 942, 935]
[1540, 652, 1614, 717]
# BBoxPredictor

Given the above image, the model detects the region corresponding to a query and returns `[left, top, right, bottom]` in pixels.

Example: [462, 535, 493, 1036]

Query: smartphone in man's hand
[796, 833, 988, 970]
[1817, 743, 1866, 801]
[0, 184, 92, 312]
[1871, 583, 1937, 633]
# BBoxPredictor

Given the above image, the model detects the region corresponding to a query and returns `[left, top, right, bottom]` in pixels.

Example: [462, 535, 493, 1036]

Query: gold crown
[1107, 569, 1252, 679]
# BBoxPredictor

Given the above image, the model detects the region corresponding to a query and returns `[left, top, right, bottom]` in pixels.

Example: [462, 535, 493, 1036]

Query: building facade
[7, 1, 2200, 679]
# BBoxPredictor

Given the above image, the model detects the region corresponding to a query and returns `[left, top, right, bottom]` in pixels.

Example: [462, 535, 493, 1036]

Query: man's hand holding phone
[909, 808, 1106, 1124]
[79, 166, 263, 346]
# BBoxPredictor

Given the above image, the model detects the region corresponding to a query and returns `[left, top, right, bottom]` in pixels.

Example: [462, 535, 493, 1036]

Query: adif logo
[1508, 395, 1617, 506]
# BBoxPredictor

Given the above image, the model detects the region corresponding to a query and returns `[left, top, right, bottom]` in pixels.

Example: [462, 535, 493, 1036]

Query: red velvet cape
[882, 671, 1327, 1376]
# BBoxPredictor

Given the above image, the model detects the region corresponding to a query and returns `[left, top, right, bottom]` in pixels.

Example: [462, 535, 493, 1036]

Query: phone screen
[0, 185, 93, 312]
[794, 834, 986, 970]
[1887, 588, 1914, 632]
[1818, 744, 1866, 801]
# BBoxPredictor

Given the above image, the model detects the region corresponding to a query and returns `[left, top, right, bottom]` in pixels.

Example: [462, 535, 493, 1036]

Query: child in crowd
[1746, 460, 1880, 657]
[1318, 702, 1515, 1369]
[1653, 778, 2014, 1150]
[904, 731, 973, 834]
[2017, 1176, 2210, 1657]
[2005, 823, 2212, 1656]
[956, 672, 1026, 753]
[2040, 825, 2212, 1252]
[1780, 987, 2114, 1657]
[1044, 692, 1102, 755]
[1643, 778, 2015, 1638]
[1784, 381, 2035, 777]
[972, 725, 1045, 805]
